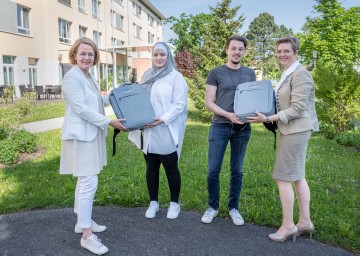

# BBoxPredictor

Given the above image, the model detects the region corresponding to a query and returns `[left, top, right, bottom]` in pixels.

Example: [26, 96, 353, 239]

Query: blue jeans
[207, 123, 251, 210]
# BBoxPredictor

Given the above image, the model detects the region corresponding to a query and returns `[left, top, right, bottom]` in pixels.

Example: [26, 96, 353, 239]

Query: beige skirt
[273, 130, 311, 182]
[60, 129, 107, 177]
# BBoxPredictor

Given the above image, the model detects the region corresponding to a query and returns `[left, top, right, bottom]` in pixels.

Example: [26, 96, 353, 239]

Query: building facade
[0, 0, 165, 97]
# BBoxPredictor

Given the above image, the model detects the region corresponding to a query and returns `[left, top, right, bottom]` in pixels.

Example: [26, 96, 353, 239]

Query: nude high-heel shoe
[268, 226, 298, 243]
[297, 223, 315, 238]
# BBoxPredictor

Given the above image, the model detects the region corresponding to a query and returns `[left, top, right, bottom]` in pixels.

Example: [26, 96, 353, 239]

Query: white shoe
[167, 202, 180, 219]
[229, 208, 244, 226]
[75, 220, 107, 233]
[201, 208, 218, 224]
[145, 201, 159, 219]
[81, 234, 109, 255]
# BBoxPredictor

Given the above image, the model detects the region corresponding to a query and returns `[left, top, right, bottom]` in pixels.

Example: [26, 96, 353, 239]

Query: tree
[165, 13, 212, 55]
[298, 0, 360, 66]
[246, 13, 293, 79]
[313, 63, 360, 133]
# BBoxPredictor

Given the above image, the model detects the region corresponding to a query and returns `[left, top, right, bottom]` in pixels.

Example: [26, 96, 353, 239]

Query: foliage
[298, 0, 360, 67]
[245, 12, 293, 79]
[335, 129, 360, 149]
[185, 76, 212, 122]
[0, 140, 18, 165]
[0, 86, 15, 103]
[20, 101, 65, 123]
[165, 13, 213, 54]
[174, 48, 200, 79]
[13, 129, 37, 153]
[313, 62, 360, 133]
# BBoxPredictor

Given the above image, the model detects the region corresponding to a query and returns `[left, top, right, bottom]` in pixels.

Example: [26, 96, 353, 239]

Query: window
[132, 3, 141, 18]
[111, 37, 124, 47]
[92, 0, 100, 19]
[113, 0, 123, 6]
[78, 0, 85, 12]
[147, 14, 154, 27]
[79, 26, 87, 38]
[58, 0, 71, 7]
[59, 19, 71, 44]
[133, 23, 141, 39]
[17, 5, 30, 35]
[111, 10, 124, 30]
[93, 30, 101, 47]
[3, 56, 15, 86]
[147, 32, 154, 44]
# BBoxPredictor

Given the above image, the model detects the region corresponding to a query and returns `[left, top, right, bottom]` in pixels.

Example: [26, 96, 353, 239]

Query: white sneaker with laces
[201, 207, 218, 224]
[81, 234, 109, 255]
[229, 208, 244, 226]
[145, 201, 159, 219]
[167, 202, 180, 219]
[75, 220, 107, 233]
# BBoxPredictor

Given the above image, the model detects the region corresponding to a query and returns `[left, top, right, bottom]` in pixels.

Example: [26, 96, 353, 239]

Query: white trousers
[74, 175, 98, 229]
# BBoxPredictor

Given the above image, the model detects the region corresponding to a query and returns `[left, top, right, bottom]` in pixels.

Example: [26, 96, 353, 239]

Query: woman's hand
[144, 118, 164, 128]
[246, 111, 266, 123]
[109, 119, 129, 132]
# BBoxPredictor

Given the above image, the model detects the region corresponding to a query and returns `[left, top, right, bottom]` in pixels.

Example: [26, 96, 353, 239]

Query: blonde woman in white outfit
[60, 37, 127, 255]
[129, 42, 188, 220]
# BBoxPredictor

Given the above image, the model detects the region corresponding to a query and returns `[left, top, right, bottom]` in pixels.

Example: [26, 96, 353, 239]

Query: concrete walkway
[21, 106, 114, 133]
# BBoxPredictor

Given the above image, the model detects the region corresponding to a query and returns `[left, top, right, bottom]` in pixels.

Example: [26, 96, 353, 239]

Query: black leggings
[143, 151, 181, 203]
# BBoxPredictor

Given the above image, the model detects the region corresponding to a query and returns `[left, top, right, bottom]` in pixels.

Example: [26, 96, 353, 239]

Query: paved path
[0, 206, 352, 256]
[21, 106, 114, 133]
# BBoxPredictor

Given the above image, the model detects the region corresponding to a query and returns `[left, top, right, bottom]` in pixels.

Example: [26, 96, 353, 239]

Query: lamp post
[58, 54, 63, 84]
[312, 50, 318, 69]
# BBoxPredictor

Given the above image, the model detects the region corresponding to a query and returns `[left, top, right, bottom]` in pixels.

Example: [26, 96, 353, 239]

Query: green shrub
[319, 121, 337, 139]
[0, 139, 18, 165]
[12, 129, 37, 153]
[335, 130, 360, 149]
[0, 126, 10, 140]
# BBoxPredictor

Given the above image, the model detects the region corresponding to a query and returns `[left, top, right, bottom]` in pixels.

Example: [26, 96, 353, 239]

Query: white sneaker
[167, 202, 180, 219]
[229, 208, 244, 226]
[145, 201, 159, 219]
[201, 208, 218, 224]
[81, 234, 109, 255]
[75, 220, 107, 233]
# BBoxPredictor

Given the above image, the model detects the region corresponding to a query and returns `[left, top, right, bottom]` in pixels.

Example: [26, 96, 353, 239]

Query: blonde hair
[68, 37, 100, 65]
[276, 37, 300, 54]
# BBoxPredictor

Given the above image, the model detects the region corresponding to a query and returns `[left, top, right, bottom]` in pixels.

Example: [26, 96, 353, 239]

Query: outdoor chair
[48, 85, 62, 99]
[19, 85, 25, 97]
[35, 85, 47, 99]
[0, 87, 5, 102]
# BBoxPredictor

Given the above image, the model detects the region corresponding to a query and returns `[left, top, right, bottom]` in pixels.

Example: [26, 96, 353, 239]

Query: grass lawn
[0, 101, 359, 253]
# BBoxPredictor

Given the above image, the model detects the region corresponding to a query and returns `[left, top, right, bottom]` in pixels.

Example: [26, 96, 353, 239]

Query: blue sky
[150, 0, 360, 42]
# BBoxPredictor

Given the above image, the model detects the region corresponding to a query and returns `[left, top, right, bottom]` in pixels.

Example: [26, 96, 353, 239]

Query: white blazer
[61, 65, 111, 142]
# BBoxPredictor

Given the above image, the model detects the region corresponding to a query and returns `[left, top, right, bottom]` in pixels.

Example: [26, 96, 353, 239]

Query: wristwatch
[265, 117, 270, 123]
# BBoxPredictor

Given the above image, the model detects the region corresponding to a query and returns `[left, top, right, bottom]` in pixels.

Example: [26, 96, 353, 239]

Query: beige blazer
[276, 65, 319, 135]
[61, 65, 111, 142]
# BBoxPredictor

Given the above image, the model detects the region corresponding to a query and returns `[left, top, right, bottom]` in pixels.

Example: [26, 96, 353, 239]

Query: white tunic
[128, 69, 188, 158]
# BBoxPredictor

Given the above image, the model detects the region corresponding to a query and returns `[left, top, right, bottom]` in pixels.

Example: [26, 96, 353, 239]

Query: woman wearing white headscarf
[129, 42, 188, 219]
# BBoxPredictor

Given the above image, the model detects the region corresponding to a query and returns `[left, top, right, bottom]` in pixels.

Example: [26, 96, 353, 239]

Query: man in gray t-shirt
[201, 36, 256, 226]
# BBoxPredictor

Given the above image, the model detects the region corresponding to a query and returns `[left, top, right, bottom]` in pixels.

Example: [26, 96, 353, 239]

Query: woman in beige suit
[247, 37, 319, 243]
[60, 37, 126, 255]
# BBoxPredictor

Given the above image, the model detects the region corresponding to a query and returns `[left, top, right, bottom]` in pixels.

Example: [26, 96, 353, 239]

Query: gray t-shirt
[206, 64, 256, 123]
